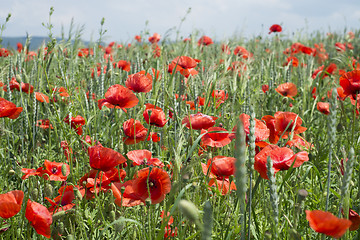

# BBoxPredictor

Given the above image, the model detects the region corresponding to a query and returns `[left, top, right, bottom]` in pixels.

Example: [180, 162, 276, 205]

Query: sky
[0, 0, 359, 42]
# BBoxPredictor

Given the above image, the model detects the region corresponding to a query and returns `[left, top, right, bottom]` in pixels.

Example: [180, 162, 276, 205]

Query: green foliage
[1, 16, 360, 239]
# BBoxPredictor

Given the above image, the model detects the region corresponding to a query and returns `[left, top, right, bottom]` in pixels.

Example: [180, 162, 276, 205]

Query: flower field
[1, 15, 360, 239]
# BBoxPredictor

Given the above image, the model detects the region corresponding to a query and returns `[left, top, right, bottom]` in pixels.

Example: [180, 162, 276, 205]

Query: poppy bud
[67, 235, 74, 240]
[8, 169, 15, 175]
[30, 188, 39, 200]
[297, 189, 308, 202]
[61, 163, 68, 176]
[106, 69, 112, 79]
[74, 187, 83, 201]
[179, 200, 200, 226]
[57, 222, 65, 235]
[52, 210, 67, 221]
[110, 210, 116, 222]
[120, 186, 126, 194]
[44, 183, 53, 197]
[15, 74, 21, 82]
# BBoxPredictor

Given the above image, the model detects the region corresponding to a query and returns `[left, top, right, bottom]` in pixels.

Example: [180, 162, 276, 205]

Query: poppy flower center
[148, 180, 156, 189]
[51, 167, 58, 174]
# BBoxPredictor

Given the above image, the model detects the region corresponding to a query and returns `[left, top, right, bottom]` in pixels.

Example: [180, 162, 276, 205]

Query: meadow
[1, 14, 360, 239]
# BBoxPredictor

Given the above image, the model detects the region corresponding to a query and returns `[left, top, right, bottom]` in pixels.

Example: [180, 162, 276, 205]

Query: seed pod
[61, 164, 67, 176]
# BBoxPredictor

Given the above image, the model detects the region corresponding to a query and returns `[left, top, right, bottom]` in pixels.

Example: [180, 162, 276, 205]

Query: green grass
[0, 17, 360, 239]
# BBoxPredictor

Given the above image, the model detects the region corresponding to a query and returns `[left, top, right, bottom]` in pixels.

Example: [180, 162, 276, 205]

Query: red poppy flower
[324, 63, 337, 76]
[254, 145, 309, 179]
[300, 45, 314, 55]
[269, 24, 282, 34]
[284, 56, 299, 67]
[233, 46, 252, 59]
[152, 43, 161, 58]
[172, 56, 200, 69]
[42, 160, 70, 181]
[230, 113, 270, 145]
[0, 97, 23, 119]
[143, 107, 168, 127]
[117, 60, 131, 72]
[0, 48, 11, 57]
[80, 169, 126, 199]
[3, 79, 34, 94]
[275, 82, 298, 100]
[20, 83, 34, 94]
[126, 149, 164, 167]
[78, 48, 93, 57]
[135, 35, 141, 42]
[147, 132, 161, 142]
[339, 70, 360, 99]
[264, 111, 307, 142]
[208, 178, 236, 195]
[126, 72, 152, 93]
[206, 156, 236, 178]
[98, 84, 139, 112]
[212, 90, 228, 108]
[3, 78, 20, 92]
[182, 112, 218, 130]
[45, 185, 76, 213]
[17, 42, 23, 52]
[306, 210, 351, 239]
[126, 149, 151, 166]
[36, 119, 53, 129]
[21, 168, 41, 180]
[201, 127, 232, 148]
[149, 33, 161, 44]
[326, 87, 347, 101]
[35, 92, 49, 103]
[0, 190, 24, 219]
[348, 209, 360, 231]
[169, 56, 201, 78]
[335, 42, 346, 52]
[123, 118, 148, 145]
[60, 140, 73, 162]
[88, 145, 127, 172]
[131, 167, 171, 204]
[285, 135, 313, 151]
[53, 86, 70, 97]
[25, 199, 53, 238]
[111, 181, 143, 207]
[198, 36, 213, 46]
[317, 102, 330, 115]
[262, 84, 269, 93]
[63, 115, 85, 135]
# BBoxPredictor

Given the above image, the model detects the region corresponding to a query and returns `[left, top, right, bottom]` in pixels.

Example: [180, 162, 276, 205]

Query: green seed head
[179, 200, 200, 223]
